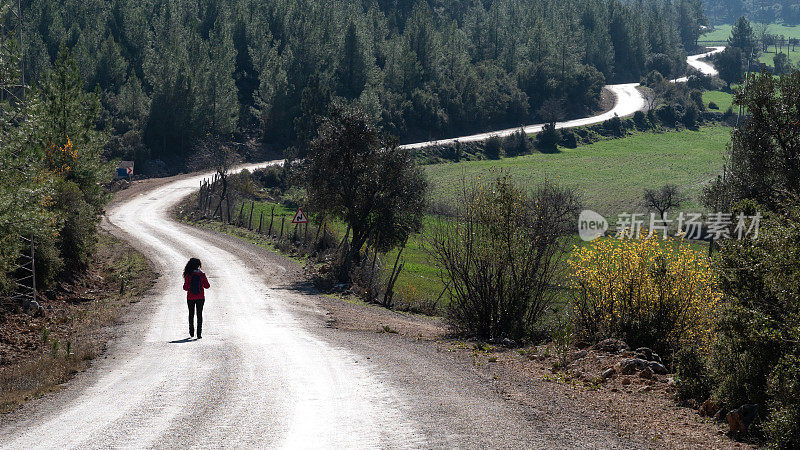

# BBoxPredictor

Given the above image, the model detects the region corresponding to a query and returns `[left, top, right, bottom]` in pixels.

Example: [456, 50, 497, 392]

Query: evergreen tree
[37, 45, 111, 271]
[336, 22, 368, 99]
[728, 16, 759, 68]
[715, 47, 745, 90]
[206, 17, 239, 135]
[0, 33, 54, 293]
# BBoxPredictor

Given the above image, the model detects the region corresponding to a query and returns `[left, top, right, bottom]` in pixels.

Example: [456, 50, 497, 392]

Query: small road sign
[117, 161, 134, 179]
[291, 208, 308, 224]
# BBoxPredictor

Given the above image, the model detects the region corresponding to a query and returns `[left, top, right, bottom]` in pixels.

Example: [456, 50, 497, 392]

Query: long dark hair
[183, 258, 202, 278]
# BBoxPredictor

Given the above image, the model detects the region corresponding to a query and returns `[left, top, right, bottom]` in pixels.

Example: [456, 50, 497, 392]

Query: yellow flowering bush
[46, 137, 78, 175]
[568, 235, 721, 357]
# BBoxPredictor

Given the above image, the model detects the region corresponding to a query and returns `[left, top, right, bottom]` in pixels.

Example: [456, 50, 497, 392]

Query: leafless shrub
[426, 174, 581, 340]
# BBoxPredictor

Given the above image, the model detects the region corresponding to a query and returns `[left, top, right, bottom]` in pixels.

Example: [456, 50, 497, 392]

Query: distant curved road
[401, 46, 726, 150]
[674, 46, 725, 82]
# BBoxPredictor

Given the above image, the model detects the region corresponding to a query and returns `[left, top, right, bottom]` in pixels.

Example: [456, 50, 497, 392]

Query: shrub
[689, 90, 705, 111]
[229, 170, 259, 197]
[502, 130, 531, 157]
[602, 114, 624, 137]
[675, 344, 713, 403]
[633, 110, 650, 130]
[710, 204, 800, 445]
[682, 104, 700, 129]
[656, 103, 679, 127]
[535, 123, 560, 152]
[484, 135, 502, 159]
[54, 180, 102, 271]
[687, 74, 713, 91]
[568, 236, 720, 359]
[708, 101, 719, 110]
[646, 109, 658, 126]
[559, 128, 578, 148]
[428, 175, 581, 340]
[253, 165, 285, 189]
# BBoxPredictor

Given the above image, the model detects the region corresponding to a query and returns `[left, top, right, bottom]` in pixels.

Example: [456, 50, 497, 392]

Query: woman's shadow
[168, 337, 196, 344]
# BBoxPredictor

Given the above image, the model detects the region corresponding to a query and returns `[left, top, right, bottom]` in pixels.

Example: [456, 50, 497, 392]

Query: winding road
[401, 46, 725, 150]
[0, 48, 725, 449]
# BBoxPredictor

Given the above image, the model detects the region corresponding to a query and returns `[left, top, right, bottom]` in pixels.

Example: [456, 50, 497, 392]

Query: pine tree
[728, 16, 759, 67]
[206, 17, 239, 135]
[336, 22, 367, 99]
[0, 31, 54, 294]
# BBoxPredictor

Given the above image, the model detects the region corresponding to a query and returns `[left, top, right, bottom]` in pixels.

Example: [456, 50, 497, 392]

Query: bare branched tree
[642, 184, 686, 219]
[190, 135, 242, 220]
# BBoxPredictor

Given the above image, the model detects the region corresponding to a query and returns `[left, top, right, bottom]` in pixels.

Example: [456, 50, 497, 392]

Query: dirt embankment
[0, 232, 155, 413]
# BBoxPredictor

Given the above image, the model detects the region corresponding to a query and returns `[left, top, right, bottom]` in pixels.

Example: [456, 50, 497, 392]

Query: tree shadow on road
[282, 278, 320, 296]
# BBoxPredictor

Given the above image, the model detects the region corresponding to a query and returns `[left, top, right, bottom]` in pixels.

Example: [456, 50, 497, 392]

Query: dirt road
[0, 165, 638, 448]
[400, 83, 645, 149]
[673, 46, 725, 82]
[401, 46, 726, 150]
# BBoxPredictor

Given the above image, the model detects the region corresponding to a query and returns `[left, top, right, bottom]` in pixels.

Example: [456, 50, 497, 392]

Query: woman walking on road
[183, 258, 210, 339]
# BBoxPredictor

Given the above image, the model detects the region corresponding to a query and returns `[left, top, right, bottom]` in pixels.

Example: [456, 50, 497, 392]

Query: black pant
[188, 299, 205, 337]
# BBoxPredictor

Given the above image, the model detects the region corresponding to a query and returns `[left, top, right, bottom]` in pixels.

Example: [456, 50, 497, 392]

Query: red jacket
[183, 270, 210, 300]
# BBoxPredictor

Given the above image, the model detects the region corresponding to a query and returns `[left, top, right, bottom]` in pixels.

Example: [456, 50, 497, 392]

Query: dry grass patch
[0, 232, 154, 413]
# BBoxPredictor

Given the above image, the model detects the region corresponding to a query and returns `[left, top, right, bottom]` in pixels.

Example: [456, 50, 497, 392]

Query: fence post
[280, 215, 285, 238]
[198, 181, 204, 209]
[314, 220, 322, 244]
[248, 201, 254, 230]
[268, 206, 275, 236]
[258, 211, 264, 233]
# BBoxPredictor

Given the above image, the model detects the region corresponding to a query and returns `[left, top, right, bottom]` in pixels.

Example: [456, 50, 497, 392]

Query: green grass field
[759, 48, 800, 66]
[425, 126, 731, 217]
[703, 90, 735, 111]
[700, 23, 800, 42]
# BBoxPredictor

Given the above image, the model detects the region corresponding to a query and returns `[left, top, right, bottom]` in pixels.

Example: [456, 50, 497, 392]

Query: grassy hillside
[425, 126, 731, 217]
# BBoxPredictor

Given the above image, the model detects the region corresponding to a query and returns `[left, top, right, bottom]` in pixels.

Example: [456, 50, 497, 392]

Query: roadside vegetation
[1, 45, 111, 300]
[1, 21, 149, 412]
[0, 232, 154, 413]
[427, 176, 581, 340]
